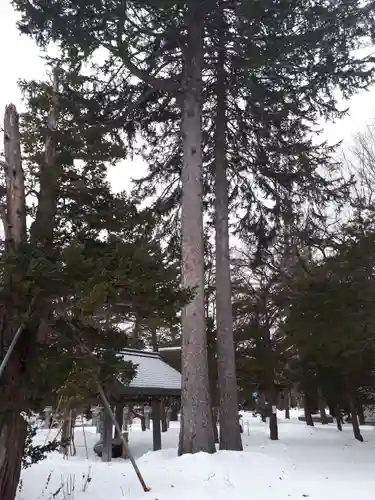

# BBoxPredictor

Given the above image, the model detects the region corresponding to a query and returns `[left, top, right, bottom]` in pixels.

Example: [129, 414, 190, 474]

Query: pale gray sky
[1, 0, 375, 193]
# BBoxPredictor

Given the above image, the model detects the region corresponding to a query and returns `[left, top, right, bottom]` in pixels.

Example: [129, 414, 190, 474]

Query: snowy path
[19, 411, 375, 500]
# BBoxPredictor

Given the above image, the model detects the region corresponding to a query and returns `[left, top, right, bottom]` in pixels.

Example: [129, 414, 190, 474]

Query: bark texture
[0, 76, 59, 498]
[0, 410, 27, 500]
[0, 105, 28, 500]
[259, 392, 267, 422]
[207, 324, 219, 443]
[3, 105, 26, 248]
[178, 2, 215, 456]
[152, 401, 162, 451]
[334, 404, 343, 431]
[214, 3, 242, 452]
[304, 393, 314, 426]
[268, 387, 279, 440]
[161, 401, 168, 433]
[349, 396, 363, 442]
[284, 389, 290, 419]
[30, 70, 59, 247]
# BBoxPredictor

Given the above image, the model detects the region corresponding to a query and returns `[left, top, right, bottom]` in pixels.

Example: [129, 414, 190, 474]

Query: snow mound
[18, 413, 375, 500]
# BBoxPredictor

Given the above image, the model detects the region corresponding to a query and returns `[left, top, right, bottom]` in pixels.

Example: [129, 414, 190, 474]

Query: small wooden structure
[98, 348, 181, 461]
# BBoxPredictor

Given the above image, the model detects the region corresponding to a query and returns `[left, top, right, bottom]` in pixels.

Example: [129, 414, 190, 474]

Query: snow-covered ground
[19, 410, 375, 500]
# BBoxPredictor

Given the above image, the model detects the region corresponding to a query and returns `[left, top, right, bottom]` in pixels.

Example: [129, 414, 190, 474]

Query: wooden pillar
[128, 404, 134, 425]
[284, 389, 290, 419]
[115, 404, 124, 438]
[144, 404, 152, 429]
[97, 408, 104, 439]
[170, 404, 179, 422]
[92, 407, 101, 429]
[102, 407, 113, 462]
[161, 400, 168, 433]
[141, 404, 146, 431]
[152, 400, 162, 451]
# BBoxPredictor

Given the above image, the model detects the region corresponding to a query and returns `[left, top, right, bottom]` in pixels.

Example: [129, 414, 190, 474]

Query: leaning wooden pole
[0, 324, 24, 380]
[96, 383, 150, 492]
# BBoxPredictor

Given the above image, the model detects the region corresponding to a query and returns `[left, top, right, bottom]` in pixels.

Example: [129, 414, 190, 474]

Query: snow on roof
[159, 346, 181, 352]
[119, 348, 181, 393]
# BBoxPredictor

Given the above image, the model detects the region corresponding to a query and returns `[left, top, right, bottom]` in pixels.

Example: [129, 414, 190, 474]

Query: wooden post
[141, 405, 146, 431]
[284, 389, 290, 419]
[98, 409, 105, 439]
[102, 407, 113, 462]
[152, 400, 162, 451]
[115, 404, 124, 438]
[161, 400, 168, 433]
[96, 383, 150, 492]
[128, 404, 134, 426]
[123, 406, 129, 432]
[144, 404, 151, 429]
[92, 407, 101, 430]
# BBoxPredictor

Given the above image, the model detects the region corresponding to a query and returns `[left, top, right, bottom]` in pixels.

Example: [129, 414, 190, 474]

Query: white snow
[18, 410, 375, 500]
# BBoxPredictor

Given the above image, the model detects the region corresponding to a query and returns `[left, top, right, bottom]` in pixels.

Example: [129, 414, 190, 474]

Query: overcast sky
[1, 0, 375, 193]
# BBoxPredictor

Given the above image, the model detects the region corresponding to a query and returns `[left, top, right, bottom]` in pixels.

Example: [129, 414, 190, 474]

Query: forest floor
[19, 410, 375, 500]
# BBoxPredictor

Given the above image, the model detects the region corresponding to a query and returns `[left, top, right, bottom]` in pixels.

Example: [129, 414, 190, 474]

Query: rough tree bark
[304, 392, 314, 427]
[357, 399, 365, 426]
[0, 104, 28, 500]
[30, 69, 59, 247]
[0, 72, 60, 500]
[161, 401, 168, 433]
[207, 325, 219, 444]
[178, 1, 215, 455]
[214, 2, 242, 452]
[259, 392, 267, 422]
[349, 392, 363, 442]
[268, 386, 279, 440]
[334, 403, 343, 431]
[318, 389, 329, 424]
[284, 388, 290, 419]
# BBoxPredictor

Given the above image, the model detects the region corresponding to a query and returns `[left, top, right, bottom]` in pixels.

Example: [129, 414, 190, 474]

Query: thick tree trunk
[0, 411, 27, 500]
[207, 327, 219, 444]
[115, 405, 124, 437]
[152, 401, 162, 451]
[212, 407, 219, 444]
[60, 409, 71, 456]
[30, 70, 59, 247]
[284, 389, 290, 419]
[178, 2, 215, 456]
[0, 315, 29, 500]
[268, 386, 279, 440]
[349, 396, 363, 442]
[259, 392, 267, 422]
[102, 407, 113, 462]
[357, 401, 365, 426]
[334, 403, 343, 431]
[3, 105, 26, 249]
[0, 86, 58, 499]
[214, 3, 242, 452]
[304, 393, 314, 426]
[0, 104, 29, 500]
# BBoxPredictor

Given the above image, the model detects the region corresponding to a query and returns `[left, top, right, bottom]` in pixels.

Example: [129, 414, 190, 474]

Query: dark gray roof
[115, 349, 182, 398]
